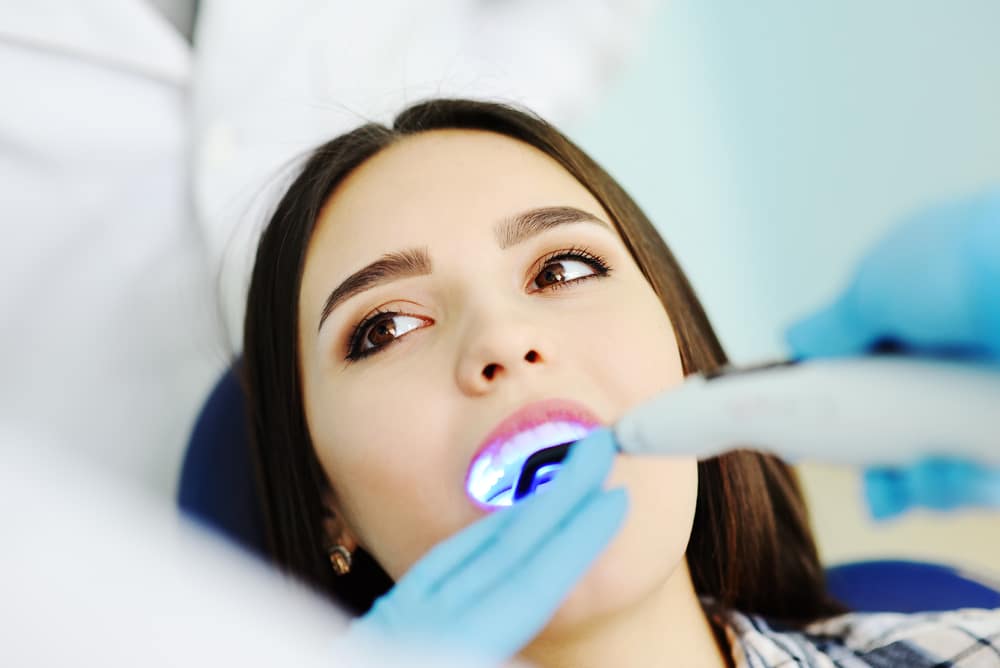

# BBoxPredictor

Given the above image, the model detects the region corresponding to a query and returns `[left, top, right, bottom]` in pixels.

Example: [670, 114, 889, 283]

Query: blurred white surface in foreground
[0, 436, 484, 667]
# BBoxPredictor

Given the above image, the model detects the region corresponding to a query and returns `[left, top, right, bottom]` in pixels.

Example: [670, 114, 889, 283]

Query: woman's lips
[465, 398, 604, 502]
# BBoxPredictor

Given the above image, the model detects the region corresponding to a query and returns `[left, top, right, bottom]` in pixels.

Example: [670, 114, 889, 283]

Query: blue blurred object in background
[865, 457, 1000, 521]
[825, 560, 1000, 613]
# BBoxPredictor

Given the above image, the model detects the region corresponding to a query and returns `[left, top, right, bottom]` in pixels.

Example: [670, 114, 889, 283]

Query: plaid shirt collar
[724, 607, 1000, 667]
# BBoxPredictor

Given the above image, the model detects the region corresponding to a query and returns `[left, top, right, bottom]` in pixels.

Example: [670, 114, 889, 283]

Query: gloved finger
[864, 456, 1000, 520]
[467, 487, 629, 657]
[788, 189, 1000, 360]
[359, 504, 524, 634]
[398, 501, 519, 600]
[785, 295, 877, 359]
[863, 468, 909, 521]
[434, 429, 616, 602]
[399, 429, 614, 599]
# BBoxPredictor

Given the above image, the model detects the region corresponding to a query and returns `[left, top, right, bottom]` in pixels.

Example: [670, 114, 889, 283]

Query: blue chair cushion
[825, 559, 1000, 613]
[178, 361, 266, 555]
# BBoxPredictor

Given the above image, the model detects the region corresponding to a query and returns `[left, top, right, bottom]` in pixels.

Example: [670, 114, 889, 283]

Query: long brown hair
[242, 98, 844, 622]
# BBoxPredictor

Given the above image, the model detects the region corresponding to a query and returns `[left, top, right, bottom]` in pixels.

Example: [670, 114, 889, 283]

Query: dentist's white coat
[0, 0, 218, 495]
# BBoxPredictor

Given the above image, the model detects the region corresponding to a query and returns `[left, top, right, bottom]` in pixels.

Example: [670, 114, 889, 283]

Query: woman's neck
[517, 560, 729, 668]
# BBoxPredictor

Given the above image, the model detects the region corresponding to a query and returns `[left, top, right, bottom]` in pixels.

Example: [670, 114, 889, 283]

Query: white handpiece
[613, 357, 1000, 467]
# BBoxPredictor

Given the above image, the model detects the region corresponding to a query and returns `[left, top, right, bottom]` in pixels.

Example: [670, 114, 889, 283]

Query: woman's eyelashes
[527, 247, 612, 292]
[346, 309, 432, 362]
[344, 247, 613, 362]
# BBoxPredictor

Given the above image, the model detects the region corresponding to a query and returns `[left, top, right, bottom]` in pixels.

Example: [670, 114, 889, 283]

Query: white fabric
[0, 0, 224, 495]
[0, 438, 487, 667]
[146, 0, 199, 41]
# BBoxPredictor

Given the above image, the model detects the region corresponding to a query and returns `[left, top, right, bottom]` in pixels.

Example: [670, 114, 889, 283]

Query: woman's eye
[348, 312, 428, 361]
[530, 254, 609, 292]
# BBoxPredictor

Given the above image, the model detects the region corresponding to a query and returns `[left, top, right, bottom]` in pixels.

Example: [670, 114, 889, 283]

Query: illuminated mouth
[466, 420, 596, 507]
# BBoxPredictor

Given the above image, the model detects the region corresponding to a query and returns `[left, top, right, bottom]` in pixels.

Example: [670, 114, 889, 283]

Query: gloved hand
[865, 455, 1000, 521]
[348, 430, 627, 664]
[786, 189, 1000, 518]
[786, 189, 1000, 360]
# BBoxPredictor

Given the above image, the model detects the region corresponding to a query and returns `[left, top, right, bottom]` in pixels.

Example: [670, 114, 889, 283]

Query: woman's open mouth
[465, 399, 602, 508]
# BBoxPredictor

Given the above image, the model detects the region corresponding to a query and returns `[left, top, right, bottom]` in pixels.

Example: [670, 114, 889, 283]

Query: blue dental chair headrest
[179, 364, 1000, 612]
[178, 361, 266, 555]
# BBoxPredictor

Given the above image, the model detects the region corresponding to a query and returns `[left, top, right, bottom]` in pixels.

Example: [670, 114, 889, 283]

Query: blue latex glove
[787, 189, 1000, 360]
[786, 189, 1000, 517]
[350, 430, 627, 663]
[865, 456, 1000, 520]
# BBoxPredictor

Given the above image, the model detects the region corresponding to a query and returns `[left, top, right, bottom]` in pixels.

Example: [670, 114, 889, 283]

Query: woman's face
[298, 130, 698, 628]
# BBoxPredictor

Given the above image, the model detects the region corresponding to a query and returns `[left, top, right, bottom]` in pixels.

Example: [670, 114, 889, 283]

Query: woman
[242, 99, 997, 666]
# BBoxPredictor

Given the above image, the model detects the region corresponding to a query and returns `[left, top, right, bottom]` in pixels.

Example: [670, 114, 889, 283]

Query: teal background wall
[572, 1, 1000, 363]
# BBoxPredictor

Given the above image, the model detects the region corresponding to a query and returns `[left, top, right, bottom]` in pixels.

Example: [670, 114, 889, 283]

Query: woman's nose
[454, 317, 549, 395]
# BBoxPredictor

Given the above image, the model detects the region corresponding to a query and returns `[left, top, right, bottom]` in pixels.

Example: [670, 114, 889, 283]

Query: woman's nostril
[481, 351, 538, 380]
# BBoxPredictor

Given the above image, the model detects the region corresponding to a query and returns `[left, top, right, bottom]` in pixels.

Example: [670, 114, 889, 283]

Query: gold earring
[328, 545, 353, 576]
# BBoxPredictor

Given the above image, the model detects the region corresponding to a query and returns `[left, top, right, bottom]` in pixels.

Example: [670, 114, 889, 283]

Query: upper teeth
[499, 421, 590, 460]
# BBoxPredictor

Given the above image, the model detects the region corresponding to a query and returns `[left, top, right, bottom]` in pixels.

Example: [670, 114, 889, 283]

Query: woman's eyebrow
[317, 206, 609, 332]
[495, 206, 610, 249]
[318, 249, 431, 331]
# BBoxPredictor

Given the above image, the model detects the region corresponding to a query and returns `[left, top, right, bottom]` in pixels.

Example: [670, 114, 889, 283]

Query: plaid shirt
[725, 607, 1000, 667]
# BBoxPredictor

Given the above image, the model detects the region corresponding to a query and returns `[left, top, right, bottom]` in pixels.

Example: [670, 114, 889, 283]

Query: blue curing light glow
[466, 421, 591, 508]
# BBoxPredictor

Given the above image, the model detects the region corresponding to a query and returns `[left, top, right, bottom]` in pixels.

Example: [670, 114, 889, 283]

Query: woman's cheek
[603, 328, 684, 414]
[330, 452, 441, 580]
[576, 277, 683, 405]
[323, 391, 474, 580]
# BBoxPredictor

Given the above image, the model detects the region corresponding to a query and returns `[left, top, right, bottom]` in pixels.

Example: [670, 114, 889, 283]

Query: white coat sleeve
[0, 0, 223, 495]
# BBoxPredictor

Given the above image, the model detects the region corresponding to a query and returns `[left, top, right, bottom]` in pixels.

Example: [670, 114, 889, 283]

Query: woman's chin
[537, 460, 698, 637]
[535, 538, 671, 638]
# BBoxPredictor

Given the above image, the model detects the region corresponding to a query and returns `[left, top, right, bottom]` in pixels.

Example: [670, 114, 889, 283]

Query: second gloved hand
[786, 189, 1000, 360]
[864, 455, 1000, 520]
[786, 189, 1000, 518]
[349, 430, 627, 664]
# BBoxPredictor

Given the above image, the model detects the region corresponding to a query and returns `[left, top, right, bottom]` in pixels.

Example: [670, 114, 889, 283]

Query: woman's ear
[321, 489, 359, 552]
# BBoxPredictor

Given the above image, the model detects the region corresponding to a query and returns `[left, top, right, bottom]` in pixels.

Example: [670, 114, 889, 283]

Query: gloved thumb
[785, 296, 876, 359]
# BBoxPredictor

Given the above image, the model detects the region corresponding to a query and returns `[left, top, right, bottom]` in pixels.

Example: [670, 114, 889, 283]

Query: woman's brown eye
[352, 313, 427, 359]
[367, 317, 397, 347]
[536, 262, 568, 288]
[531, 258, 598, 291]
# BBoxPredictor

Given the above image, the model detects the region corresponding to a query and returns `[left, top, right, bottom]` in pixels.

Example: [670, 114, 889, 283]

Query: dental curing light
[513, 443, 572, 501]
[614, 356, 1000, 467]
[466, 420, 591, 508]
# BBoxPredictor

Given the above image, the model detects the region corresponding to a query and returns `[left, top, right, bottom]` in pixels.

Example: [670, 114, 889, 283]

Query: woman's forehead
[308, 129, 606, 257]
